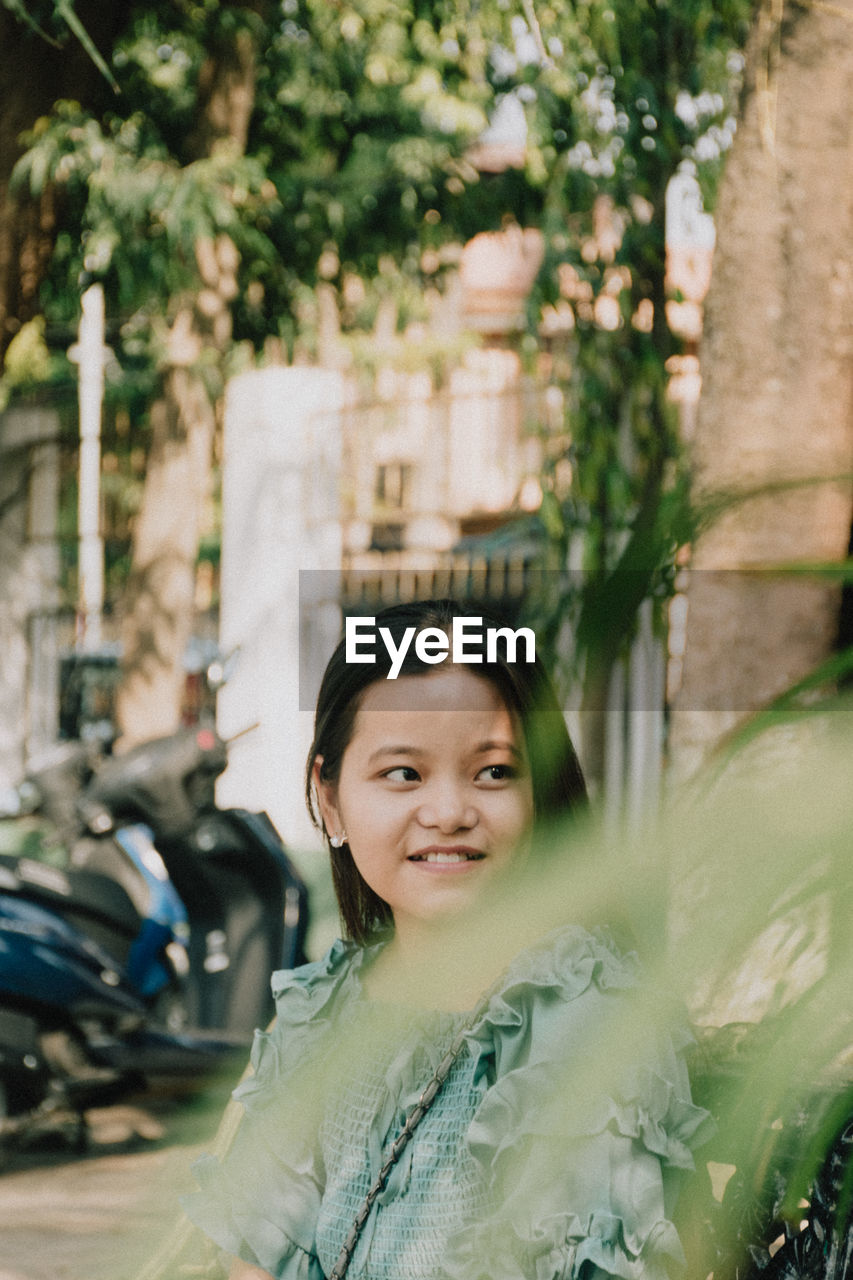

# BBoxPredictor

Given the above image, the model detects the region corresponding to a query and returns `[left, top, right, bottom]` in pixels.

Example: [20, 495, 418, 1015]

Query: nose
[416, 779, 478, 834]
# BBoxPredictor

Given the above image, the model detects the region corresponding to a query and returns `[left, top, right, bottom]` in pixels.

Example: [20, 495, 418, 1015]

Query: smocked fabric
[183, 926, 711, 1280]
[315, 1001, 489, 1278]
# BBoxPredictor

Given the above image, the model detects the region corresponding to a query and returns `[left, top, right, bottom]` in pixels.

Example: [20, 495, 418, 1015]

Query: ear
[312, 757, 343, 838]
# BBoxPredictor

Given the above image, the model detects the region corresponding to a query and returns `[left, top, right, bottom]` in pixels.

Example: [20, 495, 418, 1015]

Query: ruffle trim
[459, 925, 711, 1169]
[446, 925, 711, 1280]
[185, 927, 712, 1280]
[234, 925, 645, 1111]
[447, 1205, 685, 1280]
[183, 1152, 324, 1280]
[465, 1058, 711, 1175]
[235, 938, 363, 1114]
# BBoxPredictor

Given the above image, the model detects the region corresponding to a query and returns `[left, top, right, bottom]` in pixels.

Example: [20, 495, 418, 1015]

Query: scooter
[0, 726, 309, 1153]
[0, 840, 247, 1158]
[8, 725, 310, 1035]
[79, 725, 310, 1034]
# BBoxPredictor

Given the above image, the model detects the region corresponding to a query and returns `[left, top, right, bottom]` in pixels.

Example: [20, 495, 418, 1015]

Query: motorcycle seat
[0, 853, 140, 939]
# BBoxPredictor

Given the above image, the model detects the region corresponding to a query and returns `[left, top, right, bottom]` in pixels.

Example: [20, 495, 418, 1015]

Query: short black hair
[305, 598, 587, 943]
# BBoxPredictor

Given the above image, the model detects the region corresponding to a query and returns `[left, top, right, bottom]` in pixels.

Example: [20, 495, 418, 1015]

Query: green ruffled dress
[184, 926, 711, 1280]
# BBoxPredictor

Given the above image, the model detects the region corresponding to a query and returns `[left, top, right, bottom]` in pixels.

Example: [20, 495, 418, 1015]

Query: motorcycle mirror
[222, 721, 260, 745]
[206, 646, 241, 693]
[206, 660, 225, 689]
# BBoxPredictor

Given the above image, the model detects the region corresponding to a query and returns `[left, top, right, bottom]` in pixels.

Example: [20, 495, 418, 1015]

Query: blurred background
[1, 1, 852, 1277]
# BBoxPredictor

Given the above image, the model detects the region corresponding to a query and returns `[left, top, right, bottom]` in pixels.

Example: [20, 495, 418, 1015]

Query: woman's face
[314, 667, 534, 944]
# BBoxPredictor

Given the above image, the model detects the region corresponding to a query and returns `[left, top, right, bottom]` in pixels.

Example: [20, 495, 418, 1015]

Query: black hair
[305, 598, 587, 944]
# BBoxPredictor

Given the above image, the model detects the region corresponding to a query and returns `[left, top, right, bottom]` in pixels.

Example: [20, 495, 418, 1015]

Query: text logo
[345, 616, 536, 678]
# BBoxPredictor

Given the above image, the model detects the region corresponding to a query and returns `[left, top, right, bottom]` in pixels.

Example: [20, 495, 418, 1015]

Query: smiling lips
[408, 847, 485, 865]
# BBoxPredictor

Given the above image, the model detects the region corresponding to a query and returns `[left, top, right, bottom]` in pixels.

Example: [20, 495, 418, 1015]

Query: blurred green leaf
[55, 0, 119, 91]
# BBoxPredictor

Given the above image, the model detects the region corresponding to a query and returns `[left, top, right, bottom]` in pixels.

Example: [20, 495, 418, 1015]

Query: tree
[0, 0, 127, 361]
[11, 3, 279, 743]
[669, 2, 853, 778]
[111, 5, 266, 744]
[11, 0, 517, 745]
[8, 0, 749, 757]
[500, 0, 749, 782]
[245, 0, 748, 784]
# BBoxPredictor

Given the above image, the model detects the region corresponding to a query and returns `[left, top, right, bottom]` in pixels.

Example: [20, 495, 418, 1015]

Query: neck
[365, 916, 508, 1012]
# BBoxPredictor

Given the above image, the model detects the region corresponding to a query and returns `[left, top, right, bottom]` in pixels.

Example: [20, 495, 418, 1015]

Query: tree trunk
[669, 2, 853, 780]
[114, 355, 217, 743]
[114, 29, 256, 746]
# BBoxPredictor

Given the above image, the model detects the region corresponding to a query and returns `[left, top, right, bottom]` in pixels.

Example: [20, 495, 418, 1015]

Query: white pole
[69, 284, 108, 653]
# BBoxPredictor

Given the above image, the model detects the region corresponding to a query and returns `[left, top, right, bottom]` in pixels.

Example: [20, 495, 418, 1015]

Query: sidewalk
[0, 1095, 226, 1280]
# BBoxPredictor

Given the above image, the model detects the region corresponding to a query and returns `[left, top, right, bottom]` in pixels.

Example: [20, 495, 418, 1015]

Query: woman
[184, 599, 708, 1280]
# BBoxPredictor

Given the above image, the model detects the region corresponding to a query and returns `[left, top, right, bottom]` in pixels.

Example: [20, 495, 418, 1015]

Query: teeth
[417, 851, 477, 864]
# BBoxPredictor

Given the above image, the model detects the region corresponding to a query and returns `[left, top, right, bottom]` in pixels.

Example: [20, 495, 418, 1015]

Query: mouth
[408, 847, 486, 865]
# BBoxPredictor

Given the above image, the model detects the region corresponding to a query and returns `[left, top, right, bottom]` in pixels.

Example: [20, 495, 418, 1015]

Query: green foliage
[0, 815, 73, 864]
[14, 97, 281, 364]
[6, 0, 754, 727]
[508, 0, 751, 698]
[2, 317, 53, 384]
[11, 1, 536, 362]
[490, 689, 853, 1274]
[6, 1, 758, 708]
[0, 0, 118, 87]
[0, 316, 71, 410]
[129, 687, 853, 1280]
[245, 0, 523, 350]
[1, 0, 59, 44]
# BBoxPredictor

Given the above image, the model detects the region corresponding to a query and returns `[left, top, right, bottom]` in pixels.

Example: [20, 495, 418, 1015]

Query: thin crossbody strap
[326, 1012, 476, 1280]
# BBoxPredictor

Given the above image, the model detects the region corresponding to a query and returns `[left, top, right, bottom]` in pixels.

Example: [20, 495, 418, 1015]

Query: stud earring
[330, 832, 348, 849]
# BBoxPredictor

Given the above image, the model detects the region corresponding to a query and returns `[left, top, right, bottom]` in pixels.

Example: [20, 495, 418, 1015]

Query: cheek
[489, 787, 534, 838]
[337, 783, 406, 840]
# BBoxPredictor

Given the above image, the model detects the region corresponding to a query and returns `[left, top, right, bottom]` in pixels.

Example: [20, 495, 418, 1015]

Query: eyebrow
[476, 739, 524, 759]
[366, 740, 524, 767]
[366, 745, 423, 767]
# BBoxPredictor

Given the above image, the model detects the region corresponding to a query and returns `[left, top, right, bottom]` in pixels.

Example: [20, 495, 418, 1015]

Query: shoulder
[234, 937, 375, 1112]
[503, 922, 640, 998]
[464, 922, 711, 1168]
[270, 936, 363, 1015]
[470, 924, 640, 1059]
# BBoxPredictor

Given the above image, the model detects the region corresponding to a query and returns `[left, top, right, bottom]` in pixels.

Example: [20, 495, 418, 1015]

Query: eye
[476, 763, 517, 784]
[383, 766, 421, 783]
